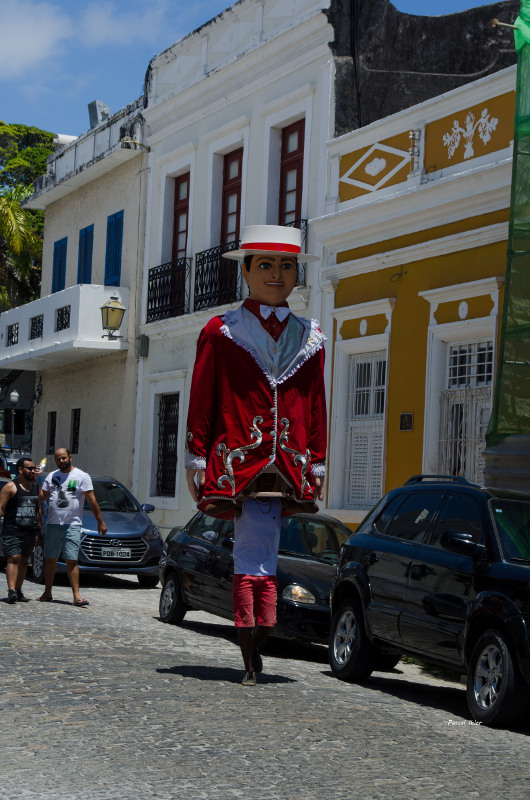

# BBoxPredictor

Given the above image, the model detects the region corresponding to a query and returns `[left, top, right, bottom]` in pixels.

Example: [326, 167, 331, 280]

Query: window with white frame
[345, 351, 387, 509]
[438, 339, 493, 484]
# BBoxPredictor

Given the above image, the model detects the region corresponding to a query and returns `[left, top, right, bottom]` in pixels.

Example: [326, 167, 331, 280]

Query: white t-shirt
[233, 497, 282, 576]
[42, 467, 93, 526]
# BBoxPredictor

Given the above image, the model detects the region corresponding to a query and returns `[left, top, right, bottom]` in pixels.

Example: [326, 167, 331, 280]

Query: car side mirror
[221, 536, 234, 551]
[141, 503, 155, 513]
[440, 530, 485, 559]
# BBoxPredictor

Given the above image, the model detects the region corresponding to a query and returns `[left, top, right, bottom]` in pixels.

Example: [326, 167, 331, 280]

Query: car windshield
[490, 499, 530, 560]
[279, 517, 349, 563]
[85, 480, 139, 513]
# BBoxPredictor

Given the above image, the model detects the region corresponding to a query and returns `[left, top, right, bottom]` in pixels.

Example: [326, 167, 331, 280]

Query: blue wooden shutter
[85, 225, 93, 282]
[52, 238, 67, 293]
[78, 225, 93, 283]
[104, 211, 123, 286]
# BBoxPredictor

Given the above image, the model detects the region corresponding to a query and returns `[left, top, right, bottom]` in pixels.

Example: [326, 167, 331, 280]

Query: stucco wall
[32, 351, 139, 490]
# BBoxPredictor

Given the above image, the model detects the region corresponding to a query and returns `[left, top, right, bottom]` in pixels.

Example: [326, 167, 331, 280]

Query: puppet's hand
[314, 475, 324, 502]
[186, 468, 205, 502]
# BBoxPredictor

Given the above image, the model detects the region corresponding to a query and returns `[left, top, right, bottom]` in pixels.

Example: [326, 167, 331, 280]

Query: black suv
[329, 475, 530, 727]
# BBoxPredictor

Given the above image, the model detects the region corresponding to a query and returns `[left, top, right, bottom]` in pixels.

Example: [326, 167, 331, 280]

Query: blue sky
[0, 0, 515, 137]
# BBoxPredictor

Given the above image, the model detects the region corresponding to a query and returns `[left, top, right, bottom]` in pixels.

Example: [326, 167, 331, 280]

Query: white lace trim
[184, 450, 206, 470]
[311, 462, 326, 477]
[220, 313, 325, 387]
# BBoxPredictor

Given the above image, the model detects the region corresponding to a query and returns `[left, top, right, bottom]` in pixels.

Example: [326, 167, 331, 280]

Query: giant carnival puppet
[185, 225, 327, 685]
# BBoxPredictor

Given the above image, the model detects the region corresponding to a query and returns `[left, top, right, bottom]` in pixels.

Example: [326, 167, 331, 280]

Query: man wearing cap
[185, 225, 327, 685]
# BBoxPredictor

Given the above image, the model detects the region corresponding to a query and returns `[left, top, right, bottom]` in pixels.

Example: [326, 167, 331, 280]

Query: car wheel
[329, 598, 374, 681]
[31, 542, 45, 584]
[159, 571, 188, 624]
[466, 629, 529, 727]
[372, 651, 402, 672]
[137, 574, 159, 589]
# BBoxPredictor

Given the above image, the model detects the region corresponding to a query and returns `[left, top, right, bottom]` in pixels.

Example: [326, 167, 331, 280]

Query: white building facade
[1, 101, 148, 485]
[135, 0, 334, 533]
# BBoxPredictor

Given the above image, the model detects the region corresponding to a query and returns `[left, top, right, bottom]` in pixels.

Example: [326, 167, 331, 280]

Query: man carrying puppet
[185, 225, 327, 685]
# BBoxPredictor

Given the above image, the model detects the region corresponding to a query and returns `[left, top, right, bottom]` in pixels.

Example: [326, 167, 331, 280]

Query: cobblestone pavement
[1, 570, 529, 800]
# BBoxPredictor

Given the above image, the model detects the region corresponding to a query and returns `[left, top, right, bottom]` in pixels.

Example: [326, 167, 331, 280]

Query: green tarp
[486, 0, 530, 446]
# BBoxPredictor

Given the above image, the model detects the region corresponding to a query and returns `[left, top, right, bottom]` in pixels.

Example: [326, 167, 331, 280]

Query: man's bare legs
[43, 558, 83, 603]
[238, 625, 274, 672]
[6, 554, 28, 592]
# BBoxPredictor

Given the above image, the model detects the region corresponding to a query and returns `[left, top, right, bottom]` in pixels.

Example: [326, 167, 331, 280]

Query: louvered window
[346, 351, 386, 509]
[52, 238, 67, 293]
[78, 225, 94, 283]
[156, 394, 179, 496]
[104, 210, 124, 286]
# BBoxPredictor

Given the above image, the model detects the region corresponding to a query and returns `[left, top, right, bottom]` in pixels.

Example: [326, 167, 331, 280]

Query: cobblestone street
[1, 571, 529, 800]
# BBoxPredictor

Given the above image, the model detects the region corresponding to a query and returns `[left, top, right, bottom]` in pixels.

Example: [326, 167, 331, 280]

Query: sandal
[73, 598, 90, 607]
[39, 593, 53, 602]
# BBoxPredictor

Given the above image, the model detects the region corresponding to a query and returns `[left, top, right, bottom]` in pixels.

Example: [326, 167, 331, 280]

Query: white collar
[260, 305, 290, 322]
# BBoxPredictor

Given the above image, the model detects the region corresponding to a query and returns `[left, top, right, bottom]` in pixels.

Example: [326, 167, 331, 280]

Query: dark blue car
[31, 475, 162, 588]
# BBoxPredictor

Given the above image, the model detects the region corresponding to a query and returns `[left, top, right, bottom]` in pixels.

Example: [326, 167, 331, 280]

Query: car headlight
[282, 584, 316, 605]
[143, 525, 161, 542]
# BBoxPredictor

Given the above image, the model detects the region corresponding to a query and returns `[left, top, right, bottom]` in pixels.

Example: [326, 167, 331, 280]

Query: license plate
[101, 548, 131, 559]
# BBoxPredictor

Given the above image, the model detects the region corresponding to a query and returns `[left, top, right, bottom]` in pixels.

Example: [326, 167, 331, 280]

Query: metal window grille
[156, 394, 179, 496]
[439, 339, 493, 484]
[30, 315, 44, 339]
[56, 305, 71, 331]
[71, 408, 81, 454]
[438, 387, 492, 484]
[345, 351, 387, 509]
[47, 411, 56, 454]
[7, 324, 19, 347]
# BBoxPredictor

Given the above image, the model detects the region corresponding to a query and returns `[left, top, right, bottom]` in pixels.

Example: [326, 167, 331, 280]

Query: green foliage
[0, 121, 55, 189]
[0, 123, 54, 309]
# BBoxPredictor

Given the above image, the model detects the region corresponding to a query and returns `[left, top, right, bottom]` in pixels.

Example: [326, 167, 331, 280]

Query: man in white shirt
[39, 447, 107, 606]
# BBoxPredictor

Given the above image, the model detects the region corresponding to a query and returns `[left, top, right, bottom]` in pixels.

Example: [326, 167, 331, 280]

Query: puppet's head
[223, 225, 317, 305]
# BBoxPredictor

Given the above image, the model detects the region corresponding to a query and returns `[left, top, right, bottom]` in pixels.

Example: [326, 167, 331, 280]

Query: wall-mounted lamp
[120, 135, 151, 152]
[100, 297, 149, 356]
[101, 296, 126, 339]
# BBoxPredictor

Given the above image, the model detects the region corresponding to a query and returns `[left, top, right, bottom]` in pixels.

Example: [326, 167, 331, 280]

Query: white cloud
[0, 0, 74, 79]
[79, 0, 172, 48]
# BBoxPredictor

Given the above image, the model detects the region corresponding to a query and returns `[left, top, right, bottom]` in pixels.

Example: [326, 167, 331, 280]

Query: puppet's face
[242, 254, 297, 306]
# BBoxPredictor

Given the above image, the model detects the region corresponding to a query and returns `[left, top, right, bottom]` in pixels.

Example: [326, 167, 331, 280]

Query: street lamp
[100, 296, 126, 339]
[9, 389, 19, 452]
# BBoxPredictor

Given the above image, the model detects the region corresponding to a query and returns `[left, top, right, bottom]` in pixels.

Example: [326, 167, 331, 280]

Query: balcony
[145, 222, 308, 323]
[194, 240, 242, 312]
[0, 284, 129, 371]
[146, 258, 191, 323]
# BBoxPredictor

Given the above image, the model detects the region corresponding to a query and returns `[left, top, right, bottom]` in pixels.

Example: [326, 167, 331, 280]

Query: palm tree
[0, 186, 42, 308]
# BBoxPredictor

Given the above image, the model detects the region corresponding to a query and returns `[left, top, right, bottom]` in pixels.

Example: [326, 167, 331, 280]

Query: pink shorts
[232, 574, 278, 628]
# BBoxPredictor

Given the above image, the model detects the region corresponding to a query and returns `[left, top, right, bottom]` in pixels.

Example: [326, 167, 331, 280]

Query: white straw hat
[222, 224, 318, 262]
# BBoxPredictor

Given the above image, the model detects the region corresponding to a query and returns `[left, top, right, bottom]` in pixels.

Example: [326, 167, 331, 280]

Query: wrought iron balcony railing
[146, 258, 191, 323]
[194, 240, 242, 312]
[285, 219, 308, 287]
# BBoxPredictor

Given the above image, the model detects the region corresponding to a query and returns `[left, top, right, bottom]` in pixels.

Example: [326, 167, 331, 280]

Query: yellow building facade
[315, 66, 516, 528]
